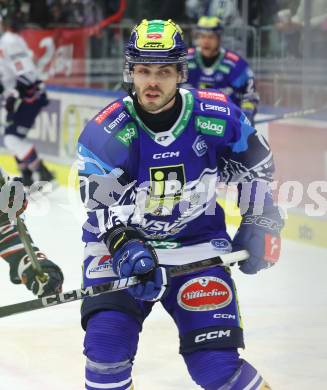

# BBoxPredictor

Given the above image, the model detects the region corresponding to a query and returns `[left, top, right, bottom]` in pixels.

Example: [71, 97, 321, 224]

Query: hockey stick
[255, 104, 327, 124]
[15, 217, 49, 283]
[0, 171, 48, 283]
[0, 250, 249, 318]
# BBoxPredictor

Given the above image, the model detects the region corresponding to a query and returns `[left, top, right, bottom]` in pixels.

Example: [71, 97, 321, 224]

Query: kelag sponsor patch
[115, 123, 138, 146]
[195, 116, 226, 137]
[177, 276, 232, 311]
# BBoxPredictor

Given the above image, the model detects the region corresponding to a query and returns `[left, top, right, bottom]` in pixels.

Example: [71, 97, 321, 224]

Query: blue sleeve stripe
[77, 142, 114, 175]
[230, 115, 255, 153]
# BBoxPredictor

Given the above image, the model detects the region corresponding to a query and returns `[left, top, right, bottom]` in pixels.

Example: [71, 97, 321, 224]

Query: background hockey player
[0, 11, 54, 187]
[186, 15, 259, 125]
[78, 19, 283, 390]
[0, 166, 63, 297]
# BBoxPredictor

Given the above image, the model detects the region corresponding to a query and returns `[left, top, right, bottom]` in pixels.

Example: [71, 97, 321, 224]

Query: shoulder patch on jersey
[95, 101, 122, 124]
[225, 51, 240, 62]
[197, 90, 227, 103]
[195, 116, 226, 137]
[115, 122, 138, 146]
[103, 111, 129, 135]
[199, 102, 231, 116]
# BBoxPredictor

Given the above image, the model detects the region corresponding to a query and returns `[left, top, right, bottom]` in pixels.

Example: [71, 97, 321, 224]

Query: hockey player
[186, 16, 259, 125]
[0, 167, 64, 297]
[0, 13, 54, 187]
[78, 19, 283, 390]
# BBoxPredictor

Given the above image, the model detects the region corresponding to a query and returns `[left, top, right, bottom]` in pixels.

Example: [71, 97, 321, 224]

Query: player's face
[198, 32, 220, 58]
[133, 64, 181, 113]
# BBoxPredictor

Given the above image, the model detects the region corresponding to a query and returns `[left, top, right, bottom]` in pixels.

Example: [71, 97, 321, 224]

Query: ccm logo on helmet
[153, 151, 180, 159]
[195, 329, 231, 343]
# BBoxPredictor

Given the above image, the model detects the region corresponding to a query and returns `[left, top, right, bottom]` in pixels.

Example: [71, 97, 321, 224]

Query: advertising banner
[19, 0, 127, 86]
[21, 29, 87, 86]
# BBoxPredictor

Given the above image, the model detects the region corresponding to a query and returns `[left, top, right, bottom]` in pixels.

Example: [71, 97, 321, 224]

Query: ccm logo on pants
[195, 330, 231, 343]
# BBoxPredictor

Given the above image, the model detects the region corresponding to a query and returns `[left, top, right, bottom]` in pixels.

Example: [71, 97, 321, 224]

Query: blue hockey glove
[129, 266, 169, 302]
[232, 206, 284, 274]
[112, 240, 170, 301]
[112, 239, 156, 278]
[108, 225, 156, 277]
[107, 225, 170, 301]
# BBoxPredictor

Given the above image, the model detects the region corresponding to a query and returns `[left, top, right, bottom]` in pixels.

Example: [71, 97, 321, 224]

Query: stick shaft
[0, 276, 140, 318]
[169, 250, 248, 277]
[0, 250, 249, 318]
[255, 104, 327, 124]
[16, 217, 47, 279]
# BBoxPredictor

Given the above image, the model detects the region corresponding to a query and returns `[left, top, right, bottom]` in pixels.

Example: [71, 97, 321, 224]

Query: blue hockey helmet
[124, 19, 188, 83]
[197, 16, 224, 35]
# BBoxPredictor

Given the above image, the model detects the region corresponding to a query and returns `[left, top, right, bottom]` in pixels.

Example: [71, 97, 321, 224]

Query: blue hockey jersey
[186, 47, 258, 114]
[78, 88, 273, 252]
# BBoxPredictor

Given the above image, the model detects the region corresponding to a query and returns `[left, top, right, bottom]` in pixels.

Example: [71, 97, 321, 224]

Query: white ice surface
[0, 186, 326, 390]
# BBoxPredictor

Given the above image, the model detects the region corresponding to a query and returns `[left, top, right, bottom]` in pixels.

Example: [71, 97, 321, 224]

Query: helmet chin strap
[124, 82, 134, 100]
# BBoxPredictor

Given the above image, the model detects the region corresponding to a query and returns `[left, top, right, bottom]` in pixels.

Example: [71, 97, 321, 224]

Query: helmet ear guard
[123, 61, 132, 84]
[124, 19, 188, 85]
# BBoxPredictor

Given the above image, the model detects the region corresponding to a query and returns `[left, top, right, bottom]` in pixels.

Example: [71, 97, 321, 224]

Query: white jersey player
[0, 14, 54, 187]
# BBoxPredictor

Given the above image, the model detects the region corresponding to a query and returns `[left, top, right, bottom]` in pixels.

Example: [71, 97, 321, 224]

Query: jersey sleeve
[228, 52, 259, 120]
[192, 89, 272, 184]
[218, 107, 275, 212]
[228, 52, 254, 94]
[77, 102, 137, 244]
[0, 33, 39, 95]
[218, 111, 273, 183]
